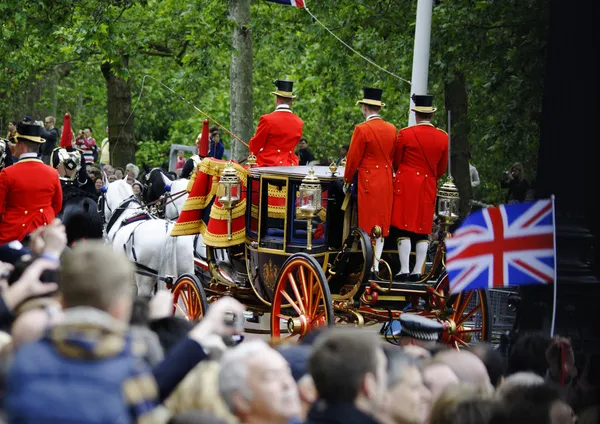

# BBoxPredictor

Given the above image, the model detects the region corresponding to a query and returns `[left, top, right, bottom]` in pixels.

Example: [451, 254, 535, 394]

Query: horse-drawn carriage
[166, 159, 489, 349]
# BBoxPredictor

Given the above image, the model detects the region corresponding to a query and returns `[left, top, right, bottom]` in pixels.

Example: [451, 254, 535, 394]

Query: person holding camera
[501, 162, 530, 204]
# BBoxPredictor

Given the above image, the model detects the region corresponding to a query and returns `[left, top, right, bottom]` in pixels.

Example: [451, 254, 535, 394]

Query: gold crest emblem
[263, 259, 279, 290]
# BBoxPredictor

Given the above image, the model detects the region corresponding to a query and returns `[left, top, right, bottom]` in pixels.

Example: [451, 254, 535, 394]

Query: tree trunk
[444, 72, 471, 218]
[101, 57, 135, 167]
[229, 0, 253, 162]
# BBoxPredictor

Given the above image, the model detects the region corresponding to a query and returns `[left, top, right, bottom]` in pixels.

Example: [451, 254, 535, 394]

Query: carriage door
[259, 177, 288, 251]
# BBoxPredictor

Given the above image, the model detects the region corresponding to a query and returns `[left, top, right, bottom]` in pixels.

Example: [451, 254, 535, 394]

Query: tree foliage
[0, 0, 548, 202]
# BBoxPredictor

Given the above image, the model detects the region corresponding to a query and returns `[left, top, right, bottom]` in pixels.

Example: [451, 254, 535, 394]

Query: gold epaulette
[437, 128, 448, 135]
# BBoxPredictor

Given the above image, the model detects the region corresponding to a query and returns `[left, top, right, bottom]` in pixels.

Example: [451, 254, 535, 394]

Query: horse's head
[103, 179, 135, 221]
[164, 178, 190, 221]
[142, 167, 175, 203]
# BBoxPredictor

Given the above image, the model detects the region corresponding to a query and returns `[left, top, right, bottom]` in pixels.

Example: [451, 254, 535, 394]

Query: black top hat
[357, 87, 385, 107]
[271, 80, 296, 99]
[399, 314, 443, 341]
[411, 94, 437, 113]
[15, 122, 46, 143]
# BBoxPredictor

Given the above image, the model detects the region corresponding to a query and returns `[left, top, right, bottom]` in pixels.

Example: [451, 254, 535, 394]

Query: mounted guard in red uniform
[0, 123, 63, 244]
[343, 87, 397, 276]
[391, 94, 448, 282]
[249, 80, 304, 167]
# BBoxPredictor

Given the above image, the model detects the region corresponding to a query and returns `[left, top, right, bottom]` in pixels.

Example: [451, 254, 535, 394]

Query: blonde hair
[59, 241, 135, 310]
[429, 383, 494, 424]
[166, 360, 238, 423]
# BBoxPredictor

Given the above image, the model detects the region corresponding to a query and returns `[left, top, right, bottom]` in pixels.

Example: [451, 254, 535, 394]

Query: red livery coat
[391, 123, 448, 235]
[344, 117, 397, 237]
[0, 158, 63, 244]
[249, 108, 304, 167]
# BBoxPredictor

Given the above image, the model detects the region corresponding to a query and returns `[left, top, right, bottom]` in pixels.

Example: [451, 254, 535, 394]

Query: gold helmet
[54, 148, 82, 181]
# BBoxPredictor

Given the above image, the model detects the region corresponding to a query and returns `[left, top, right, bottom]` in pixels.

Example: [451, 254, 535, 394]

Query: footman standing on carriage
[343, 87, 396, 277]
[249, 80, 304, 167]
[391, 94, 448, 282]
[0, 123, 62, 244]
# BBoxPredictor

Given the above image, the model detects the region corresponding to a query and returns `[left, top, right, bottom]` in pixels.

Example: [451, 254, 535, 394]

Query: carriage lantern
[437, 177, 460, 226]
[298, 167, 322, 250]
[247, 153, 257, 168]
[218, 161, 242, 241]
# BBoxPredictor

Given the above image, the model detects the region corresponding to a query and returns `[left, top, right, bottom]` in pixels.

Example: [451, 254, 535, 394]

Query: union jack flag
[446, 199, 556, 294]
[265, 0, 305, 7]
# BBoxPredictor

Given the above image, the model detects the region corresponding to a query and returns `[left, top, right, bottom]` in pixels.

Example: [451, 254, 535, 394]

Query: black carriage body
[244, 166, 346, 303]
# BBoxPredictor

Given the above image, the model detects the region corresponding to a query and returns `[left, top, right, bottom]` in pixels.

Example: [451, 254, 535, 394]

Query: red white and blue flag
[446, 199, 556, 293]
[265, 0, 305, 7]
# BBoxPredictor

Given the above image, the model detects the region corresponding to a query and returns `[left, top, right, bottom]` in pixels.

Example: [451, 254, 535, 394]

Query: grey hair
[218, 339, 272, 413]
[384, 346, 418, 387]
[495, 371, 545, 400]
[125, 163, 139, 178]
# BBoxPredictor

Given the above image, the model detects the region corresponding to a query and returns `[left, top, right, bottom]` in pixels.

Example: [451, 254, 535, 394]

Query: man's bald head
[433, 350, 492, 392]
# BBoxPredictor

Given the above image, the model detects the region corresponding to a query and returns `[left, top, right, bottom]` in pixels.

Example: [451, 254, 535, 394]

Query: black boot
[409, 273, 422, 282]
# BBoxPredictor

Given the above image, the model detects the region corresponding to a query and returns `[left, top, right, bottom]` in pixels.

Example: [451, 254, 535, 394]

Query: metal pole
[447, 110, 452, 179]
[408, 0, 433, 126]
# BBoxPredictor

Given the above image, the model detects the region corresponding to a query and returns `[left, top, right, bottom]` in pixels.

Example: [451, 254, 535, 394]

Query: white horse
[102, 179, 194, 296]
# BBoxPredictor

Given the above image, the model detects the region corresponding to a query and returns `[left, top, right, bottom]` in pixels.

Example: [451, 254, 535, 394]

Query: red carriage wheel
[430, 272, 490, 349]
[271, 253, 334, 341]
[171, 273, 209, 321]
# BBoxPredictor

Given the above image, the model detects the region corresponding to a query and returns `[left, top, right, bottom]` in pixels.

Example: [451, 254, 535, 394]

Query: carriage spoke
[456, 304, 480, 326]
[280, 290, 303, 316]
[455, 291, 473, 318]
[298, 266, 310, 311]
[287, 272, 306, 315]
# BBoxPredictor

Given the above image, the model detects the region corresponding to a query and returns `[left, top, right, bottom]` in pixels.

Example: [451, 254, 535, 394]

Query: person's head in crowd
[176, 150, 185, 159]
[94, 178, 104, 191]
[219, 339, 301, 424]
[167, 409, 231, 424]
[490, 384, 575, 424]
[470, 343, 506, 387]
[108, 174, 117, 183]
[495, 371, 545, 400]
[507, 332, 552, 377]
[422, 360, 460, 406]
[432, 349, 493, 393]
[309, 328, 388, 417]
[210, 126, 221, 144]
[132, 182, 143, 197]
[10, 298, 63, 350]
[340, 145, 349, 157]
[429, 383, 496, 424]
[59, 241, 134, 321]
[125, 163, 139, 179]
[167, 356, 237, 423]
[103, 164, 114, 175]
[126, 175, 135, 185]
[114, 167, 125, 180]
[22, 116, 33, 124]
[278, 343, 318, 420]
[298, 137, 308, 150]
[379, 346, 431, 424]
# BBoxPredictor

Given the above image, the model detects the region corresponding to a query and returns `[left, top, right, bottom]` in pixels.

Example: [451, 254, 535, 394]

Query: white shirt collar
[366, 114, 380, 121]
[19, 152, 38, 160]
[276, 104, 291, 110]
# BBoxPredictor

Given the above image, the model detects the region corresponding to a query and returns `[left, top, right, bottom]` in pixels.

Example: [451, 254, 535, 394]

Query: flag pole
[550, 194, 558, 337]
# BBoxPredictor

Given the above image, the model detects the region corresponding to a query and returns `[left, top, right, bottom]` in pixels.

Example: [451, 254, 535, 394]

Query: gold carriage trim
[267, 205, 287, 219]
[198, 157, 248, 186]
[251, 204, 259, 219]
[203, 228, 246, 247]
[181, 194, 214, 211]
[170, 220, 207, 237]
[268, 184, 287, 198]
[209, 199, 247, 220]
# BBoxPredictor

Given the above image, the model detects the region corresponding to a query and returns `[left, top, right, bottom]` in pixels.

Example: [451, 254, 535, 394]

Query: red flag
[265, 0, 305, 7]
[199, 120, 209, 157]
[59, 113, 73, 148]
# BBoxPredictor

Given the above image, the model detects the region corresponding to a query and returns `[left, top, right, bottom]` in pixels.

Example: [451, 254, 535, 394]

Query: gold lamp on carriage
[297, 167, 322, 250]
[218, 161, 242, 241]
[437, 177, 460, 227]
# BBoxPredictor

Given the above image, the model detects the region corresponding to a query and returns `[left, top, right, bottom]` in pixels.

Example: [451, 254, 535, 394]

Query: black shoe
[409, 273, 422, 282]
[394, 273, 409, 282]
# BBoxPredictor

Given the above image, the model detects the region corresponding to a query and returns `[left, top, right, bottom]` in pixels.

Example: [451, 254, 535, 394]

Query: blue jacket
[5, 335, 142, 423]
[209, 139, 224, 160]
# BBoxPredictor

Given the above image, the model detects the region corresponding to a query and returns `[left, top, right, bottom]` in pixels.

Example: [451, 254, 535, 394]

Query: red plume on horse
[59, 113, 73, 148]
[199, 119, 209, 157]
